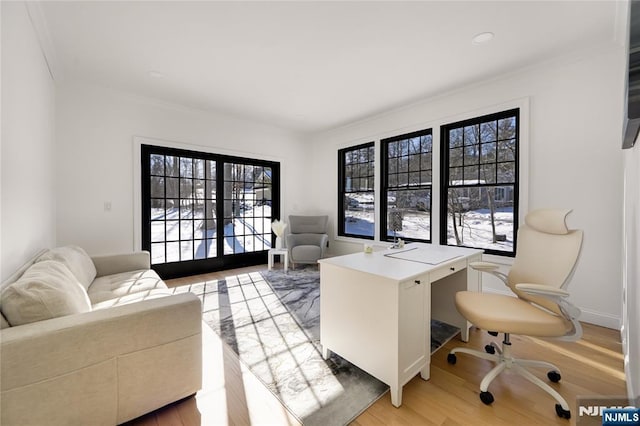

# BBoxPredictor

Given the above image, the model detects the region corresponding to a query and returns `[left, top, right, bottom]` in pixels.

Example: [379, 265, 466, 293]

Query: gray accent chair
[286, 215, 329, 267]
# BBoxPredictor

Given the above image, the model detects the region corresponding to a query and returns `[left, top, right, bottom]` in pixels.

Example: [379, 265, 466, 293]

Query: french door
[141, 144, 280, 278]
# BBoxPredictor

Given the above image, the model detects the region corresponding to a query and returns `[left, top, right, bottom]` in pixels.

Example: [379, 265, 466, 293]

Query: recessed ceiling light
[472, 32, 494, 45]
[148, 70, 165, 79]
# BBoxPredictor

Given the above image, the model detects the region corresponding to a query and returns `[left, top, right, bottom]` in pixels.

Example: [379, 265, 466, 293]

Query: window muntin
[338, 142, 375, 239]
[440, 109, 519, 256]
[381, 129, 433, 242]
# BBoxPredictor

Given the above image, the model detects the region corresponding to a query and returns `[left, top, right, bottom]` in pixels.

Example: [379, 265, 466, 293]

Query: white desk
[318, 243, 482, 407]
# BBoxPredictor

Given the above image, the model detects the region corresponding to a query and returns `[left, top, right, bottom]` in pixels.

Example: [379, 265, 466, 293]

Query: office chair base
[448, 337, 571, 419]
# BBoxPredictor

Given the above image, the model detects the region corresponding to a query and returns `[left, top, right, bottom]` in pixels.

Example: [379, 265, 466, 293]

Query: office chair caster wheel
[447, 354, 457, 364]
[555, 404, 571, 419]
[484, 344, 496, 354]
[547, 371, 562, 382]
[479, 391, 494, 405]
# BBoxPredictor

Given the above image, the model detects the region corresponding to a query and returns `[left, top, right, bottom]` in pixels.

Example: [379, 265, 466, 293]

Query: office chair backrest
[508, 209, 583, 315]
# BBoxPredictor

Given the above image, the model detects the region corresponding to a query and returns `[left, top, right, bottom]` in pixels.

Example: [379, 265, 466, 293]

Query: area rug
[187, 266, 458, 426]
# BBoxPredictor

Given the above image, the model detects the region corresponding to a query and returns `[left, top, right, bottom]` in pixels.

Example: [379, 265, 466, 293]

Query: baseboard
[481, 287, 621, 330]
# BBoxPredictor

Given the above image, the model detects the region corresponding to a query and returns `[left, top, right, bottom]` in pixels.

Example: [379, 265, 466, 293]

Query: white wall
[622, 140, 639, 399]
[306, 43, 626, 328]
[1, 2, 57, 281]
[55, 83, 307, 256]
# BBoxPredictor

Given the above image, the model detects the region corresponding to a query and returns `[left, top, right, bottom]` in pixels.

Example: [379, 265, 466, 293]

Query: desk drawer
[430, 258, 467, 283]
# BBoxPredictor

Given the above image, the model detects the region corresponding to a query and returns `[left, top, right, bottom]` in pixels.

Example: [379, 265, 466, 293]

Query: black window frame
[439, 108, 519, 257]
[141, 144, 281, 278]
[380, 128, 433, 243]
[337, 142, 375, 240]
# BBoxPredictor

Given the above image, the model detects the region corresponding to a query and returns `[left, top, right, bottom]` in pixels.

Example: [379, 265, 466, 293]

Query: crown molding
[25, 2, 62, 82]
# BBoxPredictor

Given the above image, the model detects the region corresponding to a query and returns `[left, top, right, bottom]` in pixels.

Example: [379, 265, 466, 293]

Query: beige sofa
[0, 246, 202, 425]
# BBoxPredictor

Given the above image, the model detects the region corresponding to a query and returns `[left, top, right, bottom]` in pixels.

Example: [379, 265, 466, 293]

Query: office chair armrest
[469, 261, 500, 272]
[470, 261, 508, 285]
[515, 283, 570, 298]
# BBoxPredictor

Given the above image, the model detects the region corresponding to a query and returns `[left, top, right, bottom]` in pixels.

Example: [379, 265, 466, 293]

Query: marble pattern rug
[187, 266, 458, 426]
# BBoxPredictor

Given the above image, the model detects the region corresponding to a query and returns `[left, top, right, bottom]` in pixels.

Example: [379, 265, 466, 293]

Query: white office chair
[447, 209, 583, 420]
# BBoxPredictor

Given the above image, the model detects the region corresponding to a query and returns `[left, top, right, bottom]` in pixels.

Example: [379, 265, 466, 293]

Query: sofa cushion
[0, 260, 92, 326]
[91, 289, 175, 310]
[291, 245, 322, 262]
[87, 269, 167, 304]
[37, 245, 97, 290]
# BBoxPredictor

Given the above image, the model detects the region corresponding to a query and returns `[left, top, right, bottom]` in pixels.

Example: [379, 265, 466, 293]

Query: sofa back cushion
[0, 260, 92, 326]
[37, 245, 96, 289]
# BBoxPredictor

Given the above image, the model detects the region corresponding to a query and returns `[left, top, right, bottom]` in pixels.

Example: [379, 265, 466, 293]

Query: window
[440, 109, 519, 256]
[142, 145, 280, 277]
[381, 129, 433, 242]
[338, 142, 375, 239]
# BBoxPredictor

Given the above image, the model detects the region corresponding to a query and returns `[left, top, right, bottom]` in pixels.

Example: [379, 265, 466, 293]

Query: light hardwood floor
[125, 265, 627, 426]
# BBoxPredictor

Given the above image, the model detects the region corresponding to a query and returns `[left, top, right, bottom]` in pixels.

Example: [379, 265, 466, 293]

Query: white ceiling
[39, 1, 621, 133]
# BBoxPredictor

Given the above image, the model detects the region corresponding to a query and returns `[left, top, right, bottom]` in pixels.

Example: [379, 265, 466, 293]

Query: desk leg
[321, 345, 330, 360]
[420, 362, 430, 380]
[390, 385, 402, 407]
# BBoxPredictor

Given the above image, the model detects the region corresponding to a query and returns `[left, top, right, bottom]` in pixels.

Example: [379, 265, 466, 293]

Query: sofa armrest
[91, 251, 151, 277]
[1, 293, 202, 424]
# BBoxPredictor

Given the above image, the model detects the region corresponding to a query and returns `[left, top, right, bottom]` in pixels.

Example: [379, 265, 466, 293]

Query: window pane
[166, 156, 178, 177]
[151, 199, 165, 220]
[463, 165, 479, 182]
[386, 189, 431, 241]
[151, 221, 165, 242]
[166, 178, 179, 198]
[180, 157, 193, 178]
[180, 178, 193, 199]
[464, 146, 479, 166]
[445, 186, 514, 252]
[151, 243, 165, 265]
[206, 238, 217, 258]
[150, 154, 165, 176]
[180, 220, 193, 240]
[150, 177, 164, 198]
[481, 142, 497, 163]
[450, 148, 463, 167]
[498, 140, 516, 161]
[206, 160, 216, 179]
[166, 242, 179, 262]
[449, 128, 463, 148]
[498, 162, 516, 183]
[194, 159, 205, 179]
[194, 219, 205, 239]
[480, 164, 497, 184]
[480, 121, 497, 143]
[498, 117, 516, 139]
[166, 220, 179, 240]
[344, 192, 374, 238]
[449, 167, 463, 184]
[194, 239, 206, 259]
[464, 125, 478, 145]
[181, 241, 193, 261]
